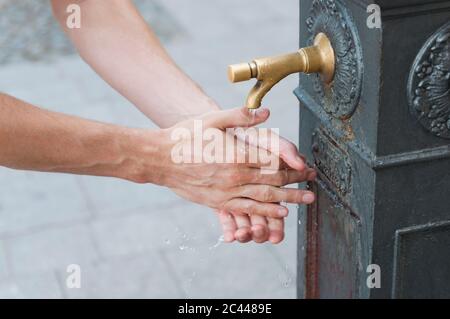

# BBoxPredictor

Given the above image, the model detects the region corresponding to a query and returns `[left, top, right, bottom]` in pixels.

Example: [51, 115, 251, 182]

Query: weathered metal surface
[312, 129, 352, 196]
[306, 180, 362, 299]
[305, 182, 319, 299]
[306, 0, 364, 119]
[297, 0, 450, 299]
[408, 21, 450, 139]
[393, 221, 450, 298]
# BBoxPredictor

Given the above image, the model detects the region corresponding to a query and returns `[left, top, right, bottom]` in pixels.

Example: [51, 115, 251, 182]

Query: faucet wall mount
[228, 33, 336, 109]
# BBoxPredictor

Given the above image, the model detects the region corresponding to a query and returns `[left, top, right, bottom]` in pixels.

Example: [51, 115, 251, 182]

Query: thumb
[204, 107, 270, 129]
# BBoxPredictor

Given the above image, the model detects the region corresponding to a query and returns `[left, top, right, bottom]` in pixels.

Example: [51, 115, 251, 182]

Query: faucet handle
[228, 61, 259, 83]
[228, 63, 252, 83]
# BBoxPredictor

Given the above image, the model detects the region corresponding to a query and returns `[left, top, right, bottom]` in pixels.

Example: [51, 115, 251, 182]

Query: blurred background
[0, 0, 301, 298]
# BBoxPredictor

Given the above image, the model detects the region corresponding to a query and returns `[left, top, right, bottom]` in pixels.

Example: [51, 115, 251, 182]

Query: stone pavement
[0, 0, 302, 298]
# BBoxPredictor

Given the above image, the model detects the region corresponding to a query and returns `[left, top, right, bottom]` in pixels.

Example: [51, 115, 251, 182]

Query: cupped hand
[217, 165, 316, 244]
[216, 109, 317, 244]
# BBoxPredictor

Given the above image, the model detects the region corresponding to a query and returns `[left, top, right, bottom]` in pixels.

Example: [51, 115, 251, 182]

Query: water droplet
[164, 239, 171, 245]
[278, 271, 292, 289]
[186, 271, 197, 285]
[179, 245, 188, 251]
[209, 235, 225, 250]
[298, 220, 302, 225]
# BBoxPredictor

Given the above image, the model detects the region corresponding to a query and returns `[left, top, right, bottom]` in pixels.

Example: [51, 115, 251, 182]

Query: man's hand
[217, 129, 316, 244]
[156, 107, 315, 218]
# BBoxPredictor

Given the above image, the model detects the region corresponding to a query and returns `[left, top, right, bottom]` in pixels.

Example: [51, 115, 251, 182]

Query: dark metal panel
[407, 22, 450, 139]
[297, 0, 450, 299]
[377, 10, 450, 156]
[375, 0, 450, 9]
[372, 158, 450, 298]
[298, 105, 374, 298]
[312, 129, 352, 196]
[305, 182, 319, 299]
[298, 0, 377, 299]
[299, 0, 382, 156]
[393, 221, 450, 299]
[306, 180, 362, 299]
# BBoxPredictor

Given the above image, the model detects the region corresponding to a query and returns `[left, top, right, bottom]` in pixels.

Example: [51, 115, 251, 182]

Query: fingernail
[303, 193, 315, 204]
[224, 234, 234, 243]
[255, 108, 269, 118]
[308, 171, 317, 181]
[252, 225, 265, 237]
[278, 207, 288, 217]
[296, 156, 305, 169]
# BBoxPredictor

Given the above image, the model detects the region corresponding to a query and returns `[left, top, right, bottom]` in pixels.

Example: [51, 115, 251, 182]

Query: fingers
[237, 185, 316, 205]
[223, 213, 283, 244]
[241, 168, 317, 186]
[267, 217, 285, 244]
[223, 198, 289, 218]
[217, 210, 237, 243]
[249, 215, 270, 243]
[236, 128, 306, 171]
[202, 107, 309, 173]
[234, 138, 282, 169]
[233, 213, 252, 243]
[278, 137, 306, 171]
[220, 211, 270, 244]
[204, 107, 270, 130]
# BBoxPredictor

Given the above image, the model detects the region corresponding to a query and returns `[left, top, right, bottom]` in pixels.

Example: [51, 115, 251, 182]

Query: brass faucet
[228, 33, 336, 109]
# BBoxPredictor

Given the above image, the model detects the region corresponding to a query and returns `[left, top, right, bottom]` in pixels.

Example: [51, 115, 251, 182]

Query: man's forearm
[51, 0, 219, 128]
[0, 93, 161, 183]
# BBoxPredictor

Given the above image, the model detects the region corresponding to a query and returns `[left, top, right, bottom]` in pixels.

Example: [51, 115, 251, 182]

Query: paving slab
[6, 224, 99, 276]
[163, 242, 296, 299]
[77, 176, 181, 217]
[0, 168, 90, 237]
[0, 272, 62, 299]
[59, 253, 182, 299]
[0, 241, 8, 279]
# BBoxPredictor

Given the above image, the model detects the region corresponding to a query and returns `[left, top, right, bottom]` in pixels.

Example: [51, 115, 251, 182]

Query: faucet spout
[246, 80, 276, 111]
[228, 33, 335, 109]
[244, 51, 308, 109]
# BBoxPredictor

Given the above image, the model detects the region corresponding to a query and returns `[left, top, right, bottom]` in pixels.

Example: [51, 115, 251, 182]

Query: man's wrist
[154, 98, 221, 128]
[116, 127, 169, 185]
